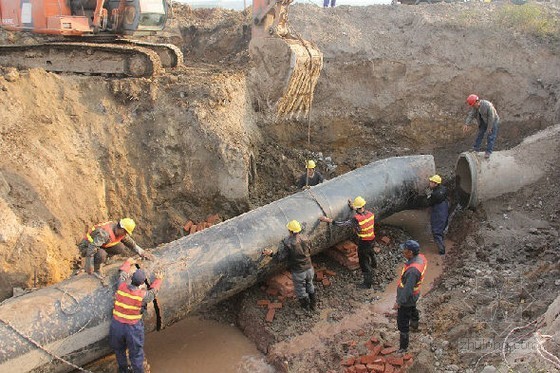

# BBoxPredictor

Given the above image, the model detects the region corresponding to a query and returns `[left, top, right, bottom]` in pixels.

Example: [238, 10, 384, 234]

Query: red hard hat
[466, 94, 479, 106]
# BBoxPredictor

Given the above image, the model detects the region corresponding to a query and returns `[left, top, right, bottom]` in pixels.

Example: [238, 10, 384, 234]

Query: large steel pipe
[0, 155, 434, 372]
[455, 124, 560, 208]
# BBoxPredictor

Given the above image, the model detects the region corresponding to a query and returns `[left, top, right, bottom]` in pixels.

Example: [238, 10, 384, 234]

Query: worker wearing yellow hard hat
[296, 160, 324, 190]
[319, 196, 377, 289]
[427, 175, 449, 255]
[77, 217, 154, 280]
[263, 219, 318, 312]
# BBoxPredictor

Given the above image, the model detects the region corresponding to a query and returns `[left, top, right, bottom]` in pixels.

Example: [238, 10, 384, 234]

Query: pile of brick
[325, 235, 392, 271]
[340, 335, 413, 373]
[258, 266, 337, 322]
[182, 214, 221, 235]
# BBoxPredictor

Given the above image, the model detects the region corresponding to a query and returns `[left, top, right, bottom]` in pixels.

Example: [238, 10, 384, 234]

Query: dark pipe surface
[0, 155, 434, 372]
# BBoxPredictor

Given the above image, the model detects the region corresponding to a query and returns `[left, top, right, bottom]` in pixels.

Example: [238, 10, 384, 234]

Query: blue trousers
[323, 0, 336, 7]
[109, 318, 145, 373]
[473, 120, 499, 154]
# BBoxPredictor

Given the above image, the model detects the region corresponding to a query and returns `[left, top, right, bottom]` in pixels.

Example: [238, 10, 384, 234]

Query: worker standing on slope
[393, 240, 428, 353]
[110, 258, 164, 373]
[463, 94, 500, 159]
[263, 220, 318, 312]
[296, 160, 324, 190]
[319, 196, 377, 289]
[77, 218, 154, 279]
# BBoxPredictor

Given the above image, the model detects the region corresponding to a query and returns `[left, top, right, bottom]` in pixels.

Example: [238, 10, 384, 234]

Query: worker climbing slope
[77, 218, 154, 279]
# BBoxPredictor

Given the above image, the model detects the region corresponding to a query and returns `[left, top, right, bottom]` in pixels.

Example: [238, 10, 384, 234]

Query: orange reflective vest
[112, 282, 146, 324]
[355, 211, 375, 241]
[86, 221, 125, 248]
[398, 254, 428, 296]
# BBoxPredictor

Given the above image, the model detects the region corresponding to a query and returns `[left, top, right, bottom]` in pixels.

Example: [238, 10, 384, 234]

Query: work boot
[309, 292, 317, 311]
[484, 151, 491, 159]
[299, 297, 310, 311]
[436, 242, 446, 256]
[399, 332, 409, 352]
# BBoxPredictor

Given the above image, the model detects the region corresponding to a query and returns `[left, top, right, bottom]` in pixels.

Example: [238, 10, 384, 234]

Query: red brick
[405, 358, 414, 367]
[383, 341, 393, 347]
[183, 220, 193, 232]
[265, 308, 275, 322]
[345, 367, 356, 373]
[373, 357, 385, 364]
[189, 224, 197, 234]
[324, 269, 336, 276]
[402, 353, 412, 360]
[381, 347, 398, 355]
[369, 363, 384, 373]
[256, 299, 270, 307]
[365, 341, 375, 350]
[322, 278, 331, 286]
[316, 271, 324, 281]
[360, 354, 376, 365]
[384, 364, 395, 373]
[206, 214, 221, 225]
[386, 356, 404, 366]
[370, 336, 379, 344]
[354, 364, 367, 373]
[370, 344, 382, 357]
[380, 236, 391, 244]
[269, 302, 283, 309]
[266, 288, 279, 296]
[341, 357, 355, 366]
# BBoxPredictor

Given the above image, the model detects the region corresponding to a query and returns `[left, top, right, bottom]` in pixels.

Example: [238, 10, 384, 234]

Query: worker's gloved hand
[262, 248, 273, 256]
[319, 216, 332, 223]
[424, 187, 432, 197]
[347, 199, 354, 209]
[154, 270, 165, 280]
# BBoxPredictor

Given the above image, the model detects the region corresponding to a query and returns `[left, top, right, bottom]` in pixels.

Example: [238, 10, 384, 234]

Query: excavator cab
[250, 0, 323, 119]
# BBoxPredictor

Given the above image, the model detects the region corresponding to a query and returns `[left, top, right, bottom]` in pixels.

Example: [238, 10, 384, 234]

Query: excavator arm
[250, 0, 323, 119]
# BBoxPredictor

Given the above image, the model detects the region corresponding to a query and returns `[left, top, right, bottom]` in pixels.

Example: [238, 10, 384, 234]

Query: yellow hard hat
[286, 220, 302, 233]
[306, 160, 316, 169]
[353, 196, 366, 209]
[119, 218, 136, 235]
[429, 175, 442, 184]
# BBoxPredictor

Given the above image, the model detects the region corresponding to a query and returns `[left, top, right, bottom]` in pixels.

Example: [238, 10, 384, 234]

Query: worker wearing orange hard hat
[463, 94, 500, 159]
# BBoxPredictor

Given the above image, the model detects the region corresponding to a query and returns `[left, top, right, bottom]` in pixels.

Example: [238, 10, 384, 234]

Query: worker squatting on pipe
[455, 124, 560, 208]
[0, 155, 435, 373]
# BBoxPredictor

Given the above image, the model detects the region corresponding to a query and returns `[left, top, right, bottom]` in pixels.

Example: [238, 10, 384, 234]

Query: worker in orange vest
[77, 218, 154, 279]
[392, 240, 428, 353]
[319, 196, 377, 289]
[109, 258, 163, 373]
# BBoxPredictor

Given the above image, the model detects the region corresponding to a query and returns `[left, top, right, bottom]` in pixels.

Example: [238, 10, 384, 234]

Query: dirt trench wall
[0, 68, 257, 299]
[288, 4, 560, 149]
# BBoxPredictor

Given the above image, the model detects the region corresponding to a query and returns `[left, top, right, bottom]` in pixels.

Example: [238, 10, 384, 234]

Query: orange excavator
[250, 0, 323, 118]
[0, 0, 182, 77]
[0, 0, 322, 117]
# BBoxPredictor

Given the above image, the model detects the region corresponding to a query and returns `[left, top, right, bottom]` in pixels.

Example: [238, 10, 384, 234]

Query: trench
[139, 208, 446, 371]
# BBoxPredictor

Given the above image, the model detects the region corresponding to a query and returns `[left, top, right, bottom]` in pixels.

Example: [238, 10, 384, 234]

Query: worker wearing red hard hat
[463, 94, 500, 159]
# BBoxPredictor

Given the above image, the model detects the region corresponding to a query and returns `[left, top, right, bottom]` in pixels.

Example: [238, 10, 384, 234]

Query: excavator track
[117, 40, 184, 68]
[0, 42, 162, 77]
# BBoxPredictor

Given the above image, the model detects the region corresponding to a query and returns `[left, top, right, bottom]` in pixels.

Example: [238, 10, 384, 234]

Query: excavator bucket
[250, 0, 323, 120]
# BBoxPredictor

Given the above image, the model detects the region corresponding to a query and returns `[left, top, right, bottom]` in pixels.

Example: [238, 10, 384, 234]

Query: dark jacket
[279, 234, 313, 273]
[297, 171, 324, 189]
[428, 185, 449, 234]
[396, 255, 425, 307]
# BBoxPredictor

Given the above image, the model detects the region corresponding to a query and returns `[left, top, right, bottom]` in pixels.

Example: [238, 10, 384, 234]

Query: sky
[173, 0, 392, 11]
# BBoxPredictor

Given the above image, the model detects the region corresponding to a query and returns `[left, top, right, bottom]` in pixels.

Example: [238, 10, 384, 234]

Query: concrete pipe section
[456, 124, 560, 208]
[0, 155, 435, 373]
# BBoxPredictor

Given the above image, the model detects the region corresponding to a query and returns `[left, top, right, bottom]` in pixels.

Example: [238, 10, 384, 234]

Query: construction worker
[426, 175, 449, 255]
[263, 220, 318, 312]
[463, 94, 500, 159]
[392, 240, 427, 353]
[110, 258, 163, 373]
[296, 160, 324, 190]
[319, 196, 377, 289]
[77, 218, 154, 279]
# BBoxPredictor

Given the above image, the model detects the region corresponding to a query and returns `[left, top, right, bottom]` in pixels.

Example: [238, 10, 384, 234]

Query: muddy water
[144, 316, 274, 373]
[374, 209, 448, 313]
